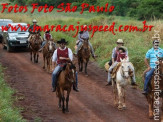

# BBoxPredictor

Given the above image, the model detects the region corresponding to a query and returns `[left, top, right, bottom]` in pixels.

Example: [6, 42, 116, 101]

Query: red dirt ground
[0, 45, 155, 122]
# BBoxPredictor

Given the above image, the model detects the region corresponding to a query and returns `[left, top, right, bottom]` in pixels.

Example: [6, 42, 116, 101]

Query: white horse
[112, 58, 132, 110]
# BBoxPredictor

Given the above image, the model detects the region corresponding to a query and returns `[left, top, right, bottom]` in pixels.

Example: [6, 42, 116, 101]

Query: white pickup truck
[0, 19, 13, 43]
[3, 23, 29, 52]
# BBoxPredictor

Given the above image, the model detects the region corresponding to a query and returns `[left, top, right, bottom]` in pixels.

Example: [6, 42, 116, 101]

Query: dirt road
[0, 45, 154, 122]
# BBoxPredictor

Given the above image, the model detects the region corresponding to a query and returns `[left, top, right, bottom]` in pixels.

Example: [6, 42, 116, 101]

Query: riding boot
[38, 47, 43, 52]
[28, 42, 31, 48]
[52, 87, 56, 92]
[73, 84, 79, 92]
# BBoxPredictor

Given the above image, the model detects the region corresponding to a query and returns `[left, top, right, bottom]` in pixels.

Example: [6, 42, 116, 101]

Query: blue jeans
[144, 68, 155, 92]
[52, 65, 78, 88]
[41, 41, 46, 48]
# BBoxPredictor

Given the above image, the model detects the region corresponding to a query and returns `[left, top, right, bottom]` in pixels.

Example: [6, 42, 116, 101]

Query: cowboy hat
[117, 39, 124, 44]
[118, 46, 127, 52]
[57, 38, 68, 44]
[33, 19, 37, 23]
[45, 29, 50, 33]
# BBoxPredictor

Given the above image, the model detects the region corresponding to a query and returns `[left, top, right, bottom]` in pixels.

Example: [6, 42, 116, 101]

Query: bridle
[120, 65, 130, 79]
[65, 63, 76, 83]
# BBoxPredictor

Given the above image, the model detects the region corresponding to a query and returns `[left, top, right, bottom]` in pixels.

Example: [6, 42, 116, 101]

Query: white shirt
[52, 47, 73, 62]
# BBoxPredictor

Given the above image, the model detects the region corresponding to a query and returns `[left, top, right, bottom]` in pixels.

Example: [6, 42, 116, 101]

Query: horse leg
[30, 51, 32, 61]
[58, 97, 62, 109]
[34, 52, 36, 63]
[148, 97, 153, 119]
[78, 58, 82, 72]
[113, 80, 118, 107]
[36, 52, 39, 63]
[43, 55, 45, 69]
[122, 88, 126, 109]
[60, 89, 65, 113]
[85, 61, 88, 76]
[81, 60, 83, 72]
[47, 58, 50, 72]
[66, 90, 70, 112]
[161, 99, 163, 122]
[117, 83, 123, 110]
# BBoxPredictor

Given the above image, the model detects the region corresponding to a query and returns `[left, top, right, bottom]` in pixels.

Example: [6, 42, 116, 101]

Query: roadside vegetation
[0, 64, 26, 122]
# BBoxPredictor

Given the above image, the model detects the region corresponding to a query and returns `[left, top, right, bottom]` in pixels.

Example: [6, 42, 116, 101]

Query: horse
[112, 58, 132, 110]
[29, 33, 42, 63]
[56, 62, 76, 113]
[42, 39, 56, 73]
[77, 39, 90, 75]
[144, 57, 163, 120]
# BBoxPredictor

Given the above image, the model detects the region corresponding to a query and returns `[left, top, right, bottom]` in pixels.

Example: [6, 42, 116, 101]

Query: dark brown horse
[56, 62, 76, 113]
[29, 34, 42, 63]
[145, 57, 163, 120]
[77, 39, 90, 75]
[42, 39, 56, 73]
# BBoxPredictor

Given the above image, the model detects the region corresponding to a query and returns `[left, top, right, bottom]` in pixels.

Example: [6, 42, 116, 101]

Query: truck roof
[8, 23, 28, 26]
[0, 19, 13, 22]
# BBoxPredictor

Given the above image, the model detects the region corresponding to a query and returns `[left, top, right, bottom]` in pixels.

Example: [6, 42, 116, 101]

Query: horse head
[82, 39, 90, 54]
[47, 39, 56, 53]
[63, 62, 76, 83]
[31, 34, 42, 45]
[120, 58, 130, 79]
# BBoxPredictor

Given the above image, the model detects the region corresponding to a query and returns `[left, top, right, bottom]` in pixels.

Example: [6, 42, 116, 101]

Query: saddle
[111, 63, 133, 79]
[111, 63, 122, 79]
[55, 64, 67, 87]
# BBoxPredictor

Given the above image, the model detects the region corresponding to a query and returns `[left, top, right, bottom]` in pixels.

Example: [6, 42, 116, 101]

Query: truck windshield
[0, 21, 13, 27]
[8, 25, 28, 33]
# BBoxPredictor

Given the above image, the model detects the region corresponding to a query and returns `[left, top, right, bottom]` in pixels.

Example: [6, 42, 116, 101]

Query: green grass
[0, 65, 26, 122]
[0, 4, 163, 89]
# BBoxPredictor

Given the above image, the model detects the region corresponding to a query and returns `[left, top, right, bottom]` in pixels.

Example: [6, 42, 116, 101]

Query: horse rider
[142, 39, 163, 95]
[106, 39, 137, 86]
[28, 19, 43, 45]
[52, 38, 79, 92]
[39, 29, 55, 52]
[75, 25, 96, 58]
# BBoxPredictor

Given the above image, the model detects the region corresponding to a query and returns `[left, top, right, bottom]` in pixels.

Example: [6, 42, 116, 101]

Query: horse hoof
[114, 102, 118, 107]
[65, 109, 69, 112]
[58, 105, 62, 110]
[62, 110, 65, 113]
[43, 67, 45, 69]
[118, 105, 123, 110]
[149, 116, 153, 119]
[85, 74, 88, 77]
[122, 105, 126, 109]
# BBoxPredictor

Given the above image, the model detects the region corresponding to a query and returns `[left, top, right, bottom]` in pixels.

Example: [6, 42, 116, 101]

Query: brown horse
[29, 34, 42, 63]
[42, 39, 56, 73]
[145, 57, 163, 120]
[77, 39, 90, 75]
[56, 62, 76, 113]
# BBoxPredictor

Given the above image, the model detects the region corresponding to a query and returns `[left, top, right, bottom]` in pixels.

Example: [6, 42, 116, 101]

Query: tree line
[9, 0, 163, 20]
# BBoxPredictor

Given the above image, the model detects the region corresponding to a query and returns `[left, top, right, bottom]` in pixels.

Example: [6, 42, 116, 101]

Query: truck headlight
[9, 37, 16, 40]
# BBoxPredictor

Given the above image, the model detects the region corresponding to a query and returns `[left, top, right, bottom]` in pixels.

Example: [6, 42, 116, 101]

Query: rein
[120, 65, 129, 79]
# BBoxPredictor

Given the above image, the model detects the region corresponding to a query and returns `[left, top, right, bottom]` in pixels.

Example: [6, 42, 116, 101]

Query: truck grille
[16, 37, 28, 40]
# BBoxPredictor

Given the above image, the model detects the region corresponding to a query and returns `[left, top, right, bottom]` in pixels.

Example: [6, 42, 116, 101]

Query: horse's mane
[62, 63, 76, 71]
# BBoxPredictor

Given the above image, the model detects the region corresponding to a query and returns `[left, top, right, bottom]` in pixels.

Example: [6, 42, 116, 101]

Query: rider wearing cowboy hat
[52, 38, 79, 92]
[75, 25, 97, 59]
[106, 39, 137, 86]
[142, 39, 163, 95]
[28, 19, 43, 44]
[39, 29, 55, 52]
